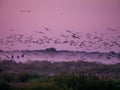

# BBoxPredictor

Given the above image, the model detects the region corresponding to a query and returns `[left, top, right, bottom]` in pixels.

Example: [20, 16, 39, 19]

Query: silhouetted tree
[45, 47, 57, 52]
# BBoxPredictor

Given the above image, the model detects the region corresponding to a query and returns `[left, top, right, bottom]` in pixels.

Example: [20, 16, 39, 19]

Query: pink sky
[0, 0, 120, 52]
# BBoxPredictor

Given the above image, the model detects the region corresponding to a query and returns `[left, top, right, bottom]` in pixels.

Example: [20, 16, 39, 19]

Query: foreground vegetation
[0, 72, 120, 90]
[0, 60, 120, 90]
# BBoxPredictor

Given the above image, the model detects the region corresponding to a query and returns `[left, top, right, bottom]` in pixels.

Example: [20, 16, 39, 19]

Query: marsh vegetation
[0, 60, 120, 90]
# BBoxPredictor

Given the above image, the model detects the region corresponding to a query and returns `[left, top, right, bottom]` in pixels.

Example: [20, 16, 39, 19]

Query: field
[0, 60, 120, 90]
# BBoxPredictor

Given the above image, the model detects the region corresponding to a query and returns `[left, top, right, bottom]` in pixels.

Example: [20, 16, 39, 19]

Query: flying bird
[34, 31, 44, 34]
[44, 27, 50, 31]
[9, 29, 14, 31]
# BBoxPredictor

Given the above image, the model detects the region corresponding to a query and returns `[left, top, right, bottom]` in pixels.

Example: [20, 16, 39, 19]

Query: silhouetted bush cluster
[54, 73, 120, 90]
[0, 72, 120, 90]
[0, 80, 12, 90]
[0, 60, 120, 90]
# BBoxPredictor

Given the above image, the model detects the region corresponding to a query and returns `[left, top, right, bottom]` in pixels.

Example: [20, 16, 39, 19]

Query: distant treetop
[45, 47, 57, 52]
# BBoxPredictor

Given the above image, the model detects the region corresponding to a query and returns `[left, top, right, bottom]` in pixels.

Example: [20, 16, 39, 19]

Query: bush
[53, 73, 120, 90]
[0, 72, 120, 90]
[0, 69, 3, 73]
[0, 80, 12, 90]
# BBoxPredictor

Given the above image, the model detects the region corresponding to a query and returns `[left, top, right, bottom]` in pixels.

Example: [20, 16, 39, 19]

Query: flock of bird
[0, 53, 24, 60]
[0, 27, 120, 52]
[20, 9, 31, 13]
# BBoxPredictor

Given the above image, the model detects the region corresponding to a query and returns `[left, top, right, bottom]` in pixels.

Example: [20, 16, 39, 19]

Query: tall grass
[0, 72, 120, 90]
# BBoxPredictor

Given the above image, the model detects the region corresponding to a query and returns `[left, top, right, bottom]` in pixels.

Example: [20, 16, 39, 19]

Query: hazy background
[0, 0, 120, 52]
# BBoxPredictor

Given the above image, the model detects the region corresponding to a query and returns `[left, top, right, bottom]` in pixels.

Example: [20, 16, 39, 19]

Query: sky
[0, 0, 120, 52]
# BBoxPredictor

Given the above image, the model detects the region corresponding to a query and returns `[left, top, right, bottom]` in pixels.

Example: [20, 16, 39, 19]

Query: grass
[0, 60, 120, 90]
[0, 72, 120, 90]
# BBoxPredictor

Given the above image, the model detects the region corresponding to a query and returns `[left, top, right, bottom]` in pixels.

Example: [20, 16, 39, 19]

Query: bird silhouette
[34, 31, 44, 34]
[44, 27, 50, 31]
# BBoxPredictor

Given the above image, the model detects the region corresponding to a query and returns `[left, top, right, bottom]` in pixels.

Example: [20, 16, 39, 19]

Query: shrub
[0, 80, 12, 90]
